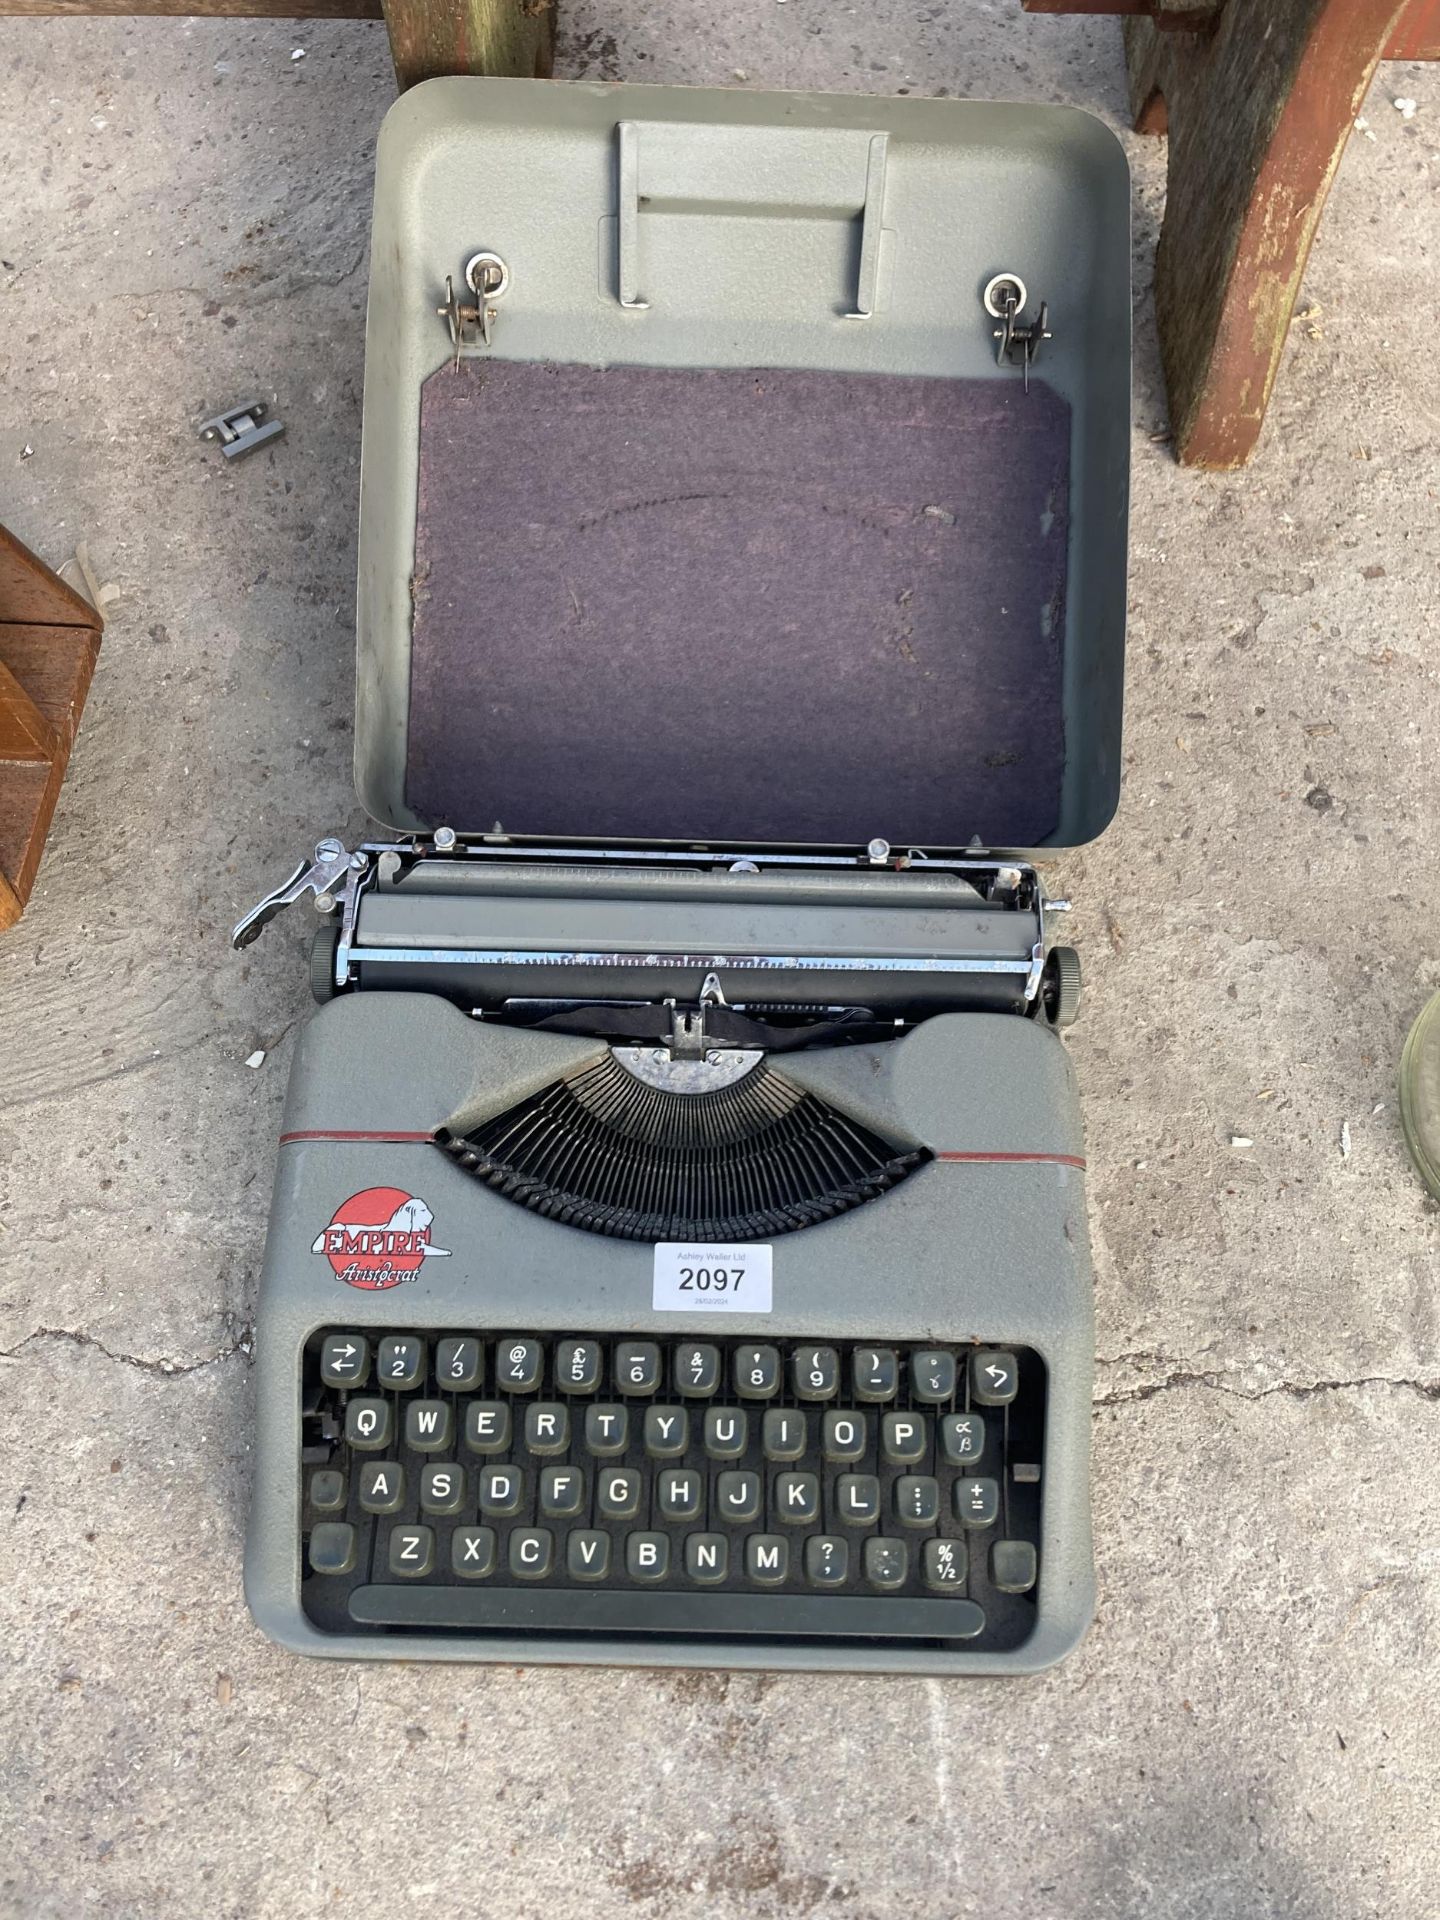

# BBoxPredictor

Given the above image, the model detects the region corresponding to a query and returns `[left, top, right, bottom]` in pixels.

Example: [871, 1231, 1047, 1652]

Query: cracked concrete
[2, 8, 1439, 1919]
[0, 1327, 251, 1376]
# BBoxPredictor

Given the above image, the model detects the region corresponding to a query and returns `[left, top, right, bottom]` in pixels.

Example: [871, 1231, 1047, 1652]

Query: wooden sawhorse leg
[1125, 0, 1413, 466]
[380, 0, 554, 90]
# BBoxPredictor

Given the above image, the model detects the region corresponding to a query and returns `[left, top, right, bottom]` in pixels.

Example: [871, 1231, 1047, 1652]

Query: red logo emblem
[311, 1187, 452, 1290]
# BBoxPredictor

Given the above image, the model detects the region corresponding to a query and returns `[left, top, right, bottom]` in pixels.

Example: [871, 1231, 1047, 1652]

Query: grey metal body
[245, 997, 1095, 1673]
[356, 79, 1130, 855]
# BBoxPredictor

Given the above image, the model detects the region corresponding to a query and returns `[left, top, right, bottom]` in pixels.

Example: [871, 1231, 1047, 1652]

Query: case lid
[357, 79, 1130, 856]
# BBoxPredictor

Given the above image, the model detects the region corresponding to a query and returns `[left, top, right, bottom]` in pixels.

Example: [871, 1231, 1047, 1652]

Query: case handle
[615, 120, 890, 320]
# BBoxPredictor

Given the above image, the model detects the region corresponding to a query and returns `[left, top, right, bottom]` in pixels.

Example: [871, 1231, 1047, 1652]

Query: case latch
[437, 251, 512, 369]
[983, 274, 1054, 391]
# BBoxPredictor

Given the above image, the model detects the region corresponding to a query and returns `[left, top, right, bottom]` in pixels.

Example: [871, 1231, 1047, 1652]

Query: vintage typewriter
[236, 79, 1130, 1674]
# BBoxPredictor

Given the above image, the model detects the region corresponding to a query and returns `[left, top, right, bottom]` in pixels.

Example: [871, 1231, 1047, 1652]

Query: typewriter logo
[312, 1186, 452, 1290]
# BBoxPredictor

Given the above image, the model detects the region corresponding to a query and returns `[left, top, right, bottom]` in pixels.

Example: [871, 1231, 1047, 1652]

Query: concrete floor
[2, 7, 1438, 1917]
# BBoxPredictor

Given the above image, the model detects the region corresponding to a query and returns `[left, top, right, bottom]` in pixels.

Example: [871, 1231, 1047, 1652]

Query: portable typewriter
[235, 79, 1130, 1674]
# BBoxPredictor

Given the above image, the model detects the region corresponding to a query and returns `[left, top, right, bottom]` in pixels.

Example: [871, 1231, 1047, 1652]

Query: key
[308, 1522, 357, 1576]
[881, 1412, 927, 1466]
[420, 1463, 464, 1516]
[805, 1536, 849, 1588]
[970, 1349, 1019, 1407]
[836, 1474, 880, 1525]
[853, 1348, 899, 1403]
[319, 1334, 369, 1389]
[957, 1477, 1000, 1530]
[643, 1406, 689, 1459]
[377, 1336, 424, 1391]
[895, 1475, 941, 1528]
[685, 1534, 729, 1584]
[464, 1401, 511, 1454]
[389, 1525, 434, 1578]
[540, 1466, 585, 1520]
[478, 1465, 524, 1519]
[717, 1470, 762, 1523]
[405, 1400, 452, 1452]
[762, 1409, 807, 1463]
[345, 1397, 390, 1451]
[585, 1405, 629, 1457]
[703, 1407, 747, 1460]
[597, 1467, 641, 1522]
[991, 1540, 1038, 1593]
[775, 1472, 820, 1526]
[627, 1533, 669, 1582]
[308, 1468, 346, 1512]
[734, 1345, 781, 1400]
[554, 1339, 602, 1394]
[822, 1410, 867, 1464]
[910, 1350, 956, 1404]
[674, 1343, 721, 1398]
[615, 1341, 661, 1396]
[791, 1345, 840, 1402]
[864, 1537, 909, 1590]
[923, 1538, 967, 1590]
[656, 1468, 703, 1523]
[496, 1338, 543, 1394]
[940, 1412, 986, 1468]
[568, 1530, 610, 1580]
[358, 1461, 404, 1514]
[745, 1535, 789, 1586]
[524, 1402, 569, 1456]
[435, 1337, 482, 1392]
[509, 1528, 553, 1579]
[452, 1526, 496, 1578]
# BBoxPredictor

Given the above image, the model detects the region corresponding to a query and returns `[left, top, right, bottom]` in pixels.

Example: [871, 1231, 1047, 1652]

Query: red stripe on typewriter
[279, 1129, 435, 1145]
[937, 1150, 1086, 1170]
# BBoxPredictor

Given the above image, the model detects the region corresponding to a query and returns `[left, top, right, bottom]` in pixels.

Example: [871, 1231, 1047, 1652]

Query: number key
[615, 1341, 661, 1396]
[377, 1335, 424, 1390]
[734, 1344, 780, 1400]
[496, 1338, 543, 1393]
[555, 1339, 602, 1394]
[435, 1337, 482, 1391]
[791, 1345, 840, 1401]
[674, 1343, 721, 1398]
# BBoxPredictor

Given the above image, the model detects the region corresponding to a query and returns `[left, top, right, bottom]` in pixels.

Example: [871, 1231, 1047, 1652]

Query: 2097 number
[678, 1267, 744, 1292]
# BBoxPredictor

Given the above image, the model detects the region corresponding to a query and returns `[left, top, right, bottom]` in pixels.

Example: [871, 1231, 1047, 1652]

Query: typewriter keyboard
[299, 1332, 1046, 1651]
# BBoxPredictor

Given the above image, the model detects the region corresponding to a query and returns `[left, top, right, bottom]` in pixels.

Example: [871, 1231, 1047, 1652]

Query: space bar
[350, 1584, 985, 1640]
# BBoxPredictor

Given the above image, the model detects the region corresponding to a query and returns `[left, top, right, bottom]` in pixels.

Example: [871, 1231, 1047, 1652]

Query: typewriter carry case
[239, 79, 1131, 1674]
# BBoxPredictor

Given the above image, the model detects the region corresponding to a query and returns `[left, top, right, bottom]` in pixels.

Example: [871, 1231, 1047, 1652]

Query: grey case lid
[356, 79, 1130, 856]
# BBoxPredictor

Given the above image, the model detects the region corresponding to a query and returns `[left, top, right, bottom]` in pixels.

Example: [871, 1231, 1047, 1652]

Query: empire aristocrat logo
[312, 1186, 452, 1290]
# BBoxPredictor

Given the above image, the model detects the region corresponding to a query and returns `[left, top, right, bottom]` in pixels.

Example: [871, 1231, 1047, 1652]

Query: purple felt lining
[408, 361, 1069, 846]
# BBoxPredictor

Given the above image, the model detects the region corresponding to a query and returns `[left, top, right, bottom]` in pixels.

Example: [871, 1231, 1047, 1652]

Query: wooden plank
[0, 624, 101, 930]
[0, 657, 58, 766]
[0, 525, 100, 630]
[380, 0, 553, 89]
[1387, 0, 1440, 55]
[1125, 0, 1410, 468]
[2, 0, 379, 13]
